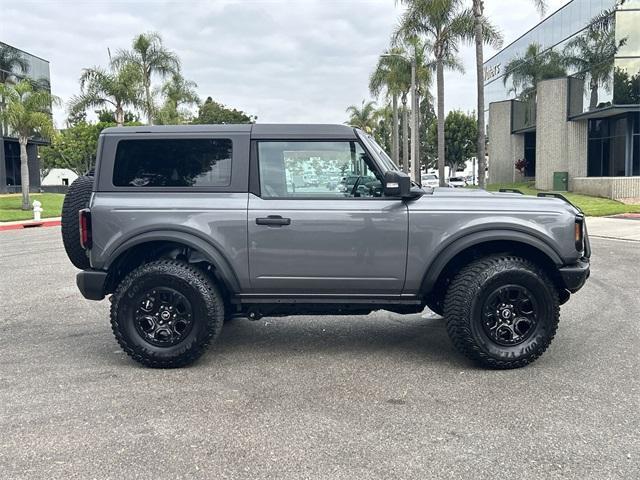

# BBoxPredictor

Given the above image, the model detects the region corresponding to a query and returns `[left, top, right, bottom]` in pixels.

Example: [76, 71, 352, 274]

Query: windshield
[356, 130, 399, 172]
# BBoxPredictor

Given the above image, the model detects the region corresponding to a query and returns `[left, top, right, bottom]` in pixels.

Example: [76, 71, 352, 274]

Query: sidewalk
[586, 216, 640, 242]
[0, 217, 61, 231]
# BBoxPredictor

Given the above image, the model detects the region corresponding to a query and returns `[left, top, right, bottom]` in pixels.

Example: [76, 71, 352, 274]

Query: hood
[414, 187, 580, 215]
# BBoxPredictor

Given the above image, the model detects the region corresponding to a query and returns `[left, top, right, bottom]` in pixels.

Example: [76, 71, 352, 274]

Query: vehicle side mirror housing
[384, 171, 411, 198]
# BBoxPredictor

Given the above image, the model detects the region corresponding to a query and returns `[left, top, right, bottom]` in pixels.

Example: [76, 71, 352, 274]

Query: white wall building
[41, 168, 77, 186]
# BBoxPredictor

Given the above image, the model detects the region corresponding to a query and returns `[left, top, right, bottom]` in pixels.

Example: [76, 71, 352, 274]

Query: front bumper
[559, 258, 590, 293]
[77, 270, 108, 300]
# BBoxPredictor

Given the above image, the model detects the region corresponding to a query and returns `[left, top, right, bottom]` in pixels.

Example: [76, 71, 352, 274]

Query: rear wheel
[61, 175, 94, 269]
[444, 255, 559, 369]
[110, 260, 224, 368]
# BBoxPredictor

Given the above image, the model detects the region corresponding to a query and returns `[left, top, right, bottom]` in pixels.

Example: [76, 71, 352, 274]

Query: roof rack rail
[498, 188, 524, 194]
[536, 192, 582, 213]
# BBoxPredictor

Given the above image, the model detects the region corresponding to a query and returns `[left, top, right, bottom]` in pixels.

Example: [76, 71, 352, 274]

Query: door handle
[256, 215, 291, 226]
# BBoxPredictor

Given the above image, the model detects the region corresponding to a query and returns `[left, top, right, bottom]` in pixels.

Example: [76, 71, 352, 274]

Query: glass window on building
[613, 58, 640, 105]
[4, 141, 21, 186]
[588, 115, 632, 176]
[615, 10, 640, 57]
[633, 112, 640, 176]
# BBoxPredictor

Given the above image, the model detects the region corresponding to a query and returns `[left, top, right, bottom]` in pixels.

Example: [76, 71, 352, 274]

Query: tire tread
[444, 255, 560, 369]
[110, 259, 224, 368]
[61, 175, 94, 269]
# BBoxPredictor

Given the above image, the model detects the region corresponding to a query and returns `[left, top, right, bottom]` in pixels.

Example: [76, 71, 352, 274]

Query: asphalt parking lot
[0, 226, 638, 479]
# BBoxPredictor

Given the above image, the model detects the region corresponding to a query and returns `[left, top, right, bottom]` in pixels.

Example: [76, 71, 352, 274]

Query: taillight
[575, 215, 584, 252]
[79, 208, 92, 249]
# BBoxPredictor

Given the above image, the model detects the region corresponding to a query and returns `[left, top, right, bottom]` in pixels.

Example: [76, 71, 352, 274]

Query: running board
[232, 294, 422, 305]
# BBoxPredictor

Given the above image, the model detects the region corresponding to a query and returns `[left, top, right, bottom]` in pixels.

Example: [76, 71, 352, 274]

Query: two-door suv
[61, 124, 590, 369]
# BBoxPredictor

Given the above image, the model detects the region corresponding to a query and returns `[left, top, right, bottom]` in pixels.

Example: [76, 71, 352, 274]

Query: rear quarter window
[112, 138, 232, 187]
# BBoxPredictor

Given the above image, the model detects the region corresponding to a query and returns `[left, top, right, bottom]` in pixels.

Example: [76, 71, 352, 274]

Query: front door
[248, 139, 408, 295]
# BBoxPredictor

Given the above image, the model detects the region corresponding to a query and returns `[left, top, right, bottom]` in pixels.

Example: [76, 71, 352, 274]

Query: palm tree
[397, 0, 496, 186]
[370, 48, 410, 166]
[373, 104, 394, 153]
[563, 21, 621, 110]
[155, 72, 199, 124]
[345, 100, 378, 132]
[471, 0, 513, 188]
[503, 43, 566, 99]
[406, 36, 433, 182]
[69, 62, 142, 126]
[113, 32, 181, 125]
[0, 80, 59, 209]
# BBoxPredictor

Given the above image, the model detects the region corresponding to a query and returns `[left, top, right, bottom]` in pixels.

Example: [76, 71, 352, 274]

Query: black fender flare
[105, 229, 241, 294]
[420, 229, 563, 293]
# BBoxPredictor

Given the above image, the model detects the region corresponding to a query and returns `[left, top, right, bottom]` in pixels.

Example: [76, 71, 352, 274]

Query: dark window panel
[113, 138, 233, 187]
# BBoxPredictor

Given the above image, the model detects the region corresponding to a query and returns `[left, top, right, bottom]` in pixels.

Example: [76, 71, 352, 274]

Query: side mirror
[384, 170, 411, 198]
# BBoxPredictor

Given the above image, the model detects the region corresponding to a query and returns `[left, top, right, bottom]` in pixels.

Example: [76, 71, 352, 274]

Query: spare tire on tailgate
[61, 175, 94, 269]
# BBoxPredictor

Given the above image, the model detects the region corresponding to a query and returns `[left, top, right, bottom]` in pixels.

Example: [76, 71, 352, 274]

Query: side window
[257, 141, 382, 199]
[113, 138, 232, 187]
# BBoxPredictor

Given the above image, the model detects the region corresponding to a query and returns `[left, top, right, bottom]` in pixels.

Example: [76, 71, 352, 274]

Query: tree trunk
[392, 93, 399, 166]
[19, 136, 30, 210]
[410, 53, 417, 182]
[413, 93, 421, 185]
[589, 79, 599, 110]
[436, 59, 446, 187]
[144, 78, 154, 125]
[474, 1, 487, 189]
[115, 104, 124, 127]
[402, 95, 409, 174]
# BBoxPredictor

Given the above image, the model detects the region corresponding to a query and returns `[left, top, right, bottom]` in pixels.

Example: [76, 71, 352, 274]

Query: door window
[257, 141, 382, 198]
[113, 138, 232, 187]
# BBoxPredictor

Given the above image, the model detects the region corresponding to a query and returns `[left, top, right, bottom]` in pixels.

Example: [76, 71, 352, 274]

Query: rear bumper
[76, 270, 108, 300]
[559, 258, 590, 293]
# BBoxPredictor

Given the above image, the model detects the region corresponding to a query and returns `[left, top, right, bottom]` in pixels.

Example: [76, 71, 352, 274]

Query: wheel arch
[104, 230, 241, 296]
[421, 230, 566, 302]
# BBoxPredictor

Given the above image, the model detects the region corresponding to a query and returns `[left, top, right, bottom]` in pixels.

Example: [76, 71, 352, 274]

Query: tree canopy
[427, 109, 477, 173]
[192, 97, 255, 124]
[40, 119, 142, 176]
[345, 100, 378, 132]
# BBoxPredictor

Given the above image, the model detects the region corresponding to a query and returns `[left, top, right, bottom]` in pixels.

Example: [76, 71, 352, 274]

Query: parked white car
[448, 176, 468, 188]
[421, 173, 439, 188]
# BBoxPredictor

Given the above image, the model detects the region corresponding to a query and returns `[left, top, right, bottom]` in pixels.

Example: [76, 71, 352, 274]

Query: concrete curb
[0, 217, 62, 232]
[586, 216, 640, 242]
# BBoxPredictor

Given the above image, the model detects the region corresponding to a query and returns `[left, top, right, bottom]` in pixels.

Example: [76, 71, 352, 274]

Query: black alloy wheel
[481, 285, 538, 346]
[134, 287, 194, 347]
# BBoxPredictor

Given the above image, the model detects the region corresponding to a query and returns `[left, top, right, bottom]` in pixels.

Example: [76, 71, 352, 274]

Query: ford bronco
[61, 124, 590, 369]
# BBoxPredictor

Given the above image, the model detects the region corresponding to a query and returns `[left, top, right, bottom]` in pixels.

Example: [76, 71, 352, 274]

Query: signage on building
[484, 63, 501, 81]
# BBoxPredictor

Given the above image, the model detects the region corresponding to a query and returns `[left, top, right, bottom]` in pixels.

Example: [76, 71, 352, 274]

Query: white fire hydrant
[32, 200, 43, 222]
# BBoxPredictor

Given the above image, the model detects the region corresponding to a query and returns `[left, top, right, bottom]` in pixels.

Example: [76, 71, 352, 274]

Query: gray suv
[61, 124, 590, 369]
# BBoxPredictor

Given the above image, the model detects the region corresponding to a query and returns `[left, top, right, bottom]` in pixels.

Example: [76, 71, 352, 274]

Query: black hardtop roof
[101, 123, 358, 139]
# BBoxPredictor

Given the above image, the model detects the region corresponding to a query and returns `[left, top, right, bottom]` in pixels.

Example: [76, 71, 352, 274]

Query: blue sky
[1, 0, 566, 127]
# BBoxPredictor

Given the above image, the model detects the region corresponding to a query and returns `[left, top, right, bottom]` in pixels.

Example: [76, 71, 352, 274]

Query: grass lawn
[484, 182, 640, 217]
[0, 193, 65, 222]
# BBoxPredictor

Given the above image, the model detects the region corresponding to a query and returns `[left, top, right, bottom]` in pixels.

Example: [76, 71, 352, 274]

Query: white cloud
[2, 0, 569, 127]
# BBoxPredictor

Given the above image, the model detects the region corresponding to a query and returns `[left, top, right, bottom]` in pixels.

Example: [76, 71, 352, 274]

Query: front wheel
[444, 256, 560, 369]
[110, 260, 224, 368]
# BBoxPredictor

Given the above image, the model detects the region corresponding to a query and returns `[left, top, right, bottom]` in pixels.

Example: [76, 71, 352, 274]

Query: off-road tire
[110, 260, 224, 368]
[61, 175, 94, 269]
[444, 255, 560, 369]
